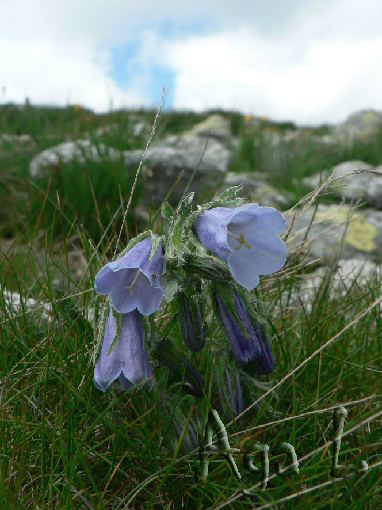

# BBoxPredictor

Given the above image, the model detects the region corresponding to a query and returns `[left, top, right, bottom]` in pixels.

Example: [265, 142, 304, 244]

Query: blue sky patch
[108, 19, 217, 108]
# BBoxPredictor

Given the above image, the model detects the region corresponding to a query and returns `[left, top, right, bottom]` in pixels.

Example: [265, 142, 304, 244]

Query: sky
[2, 0, 382, 125]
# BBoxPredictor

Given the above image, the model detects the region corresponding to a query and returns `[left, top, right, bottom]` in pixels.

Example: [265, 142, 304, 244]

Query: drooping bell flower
[94, 307, 154, 392]
[94, 235, 163, 315]
[252, 323, 274, 375]
[214, 287, 261, 364]
[178, 294, 205, 352]
[193, 204, 286, 291]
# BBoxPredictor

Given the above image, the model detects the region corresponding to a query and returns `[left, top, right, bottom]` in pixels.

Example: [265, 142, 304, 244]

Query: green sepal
[240, 293, 267, 328]
[117, 230, 152, 258]
[185, 251, 232, 281]
[107, 306, 122, 355]
[165, 192, 194, 263]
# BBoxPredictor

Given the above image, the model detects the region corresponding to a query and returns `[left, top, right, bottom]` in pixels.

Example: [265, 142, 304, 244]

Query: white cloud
[0, 35, 145, 110]
[1, 0, 382, 124]
[160, 17, 382, 124]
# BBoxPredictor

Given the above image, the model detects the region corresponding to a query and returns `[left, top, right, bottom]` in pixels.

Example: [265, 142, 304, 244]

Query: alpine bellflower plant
[94, 307, 154, 392]
[193, 203, 286, 291]
[90, 184, 286, 418]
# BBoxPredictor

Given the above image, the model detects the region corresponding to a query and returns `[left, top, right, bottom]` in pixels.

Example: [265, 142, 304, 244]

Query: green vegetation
[1, 104, 382, 509]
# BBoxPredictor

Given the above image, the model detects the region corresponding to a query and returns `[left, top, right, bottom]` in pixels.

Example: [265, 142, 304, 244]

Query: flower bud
[252, 323, 274, 375]
[214, 286, 261, 364]
[178, 294, 205, 352]
[216, 368, 243, 419]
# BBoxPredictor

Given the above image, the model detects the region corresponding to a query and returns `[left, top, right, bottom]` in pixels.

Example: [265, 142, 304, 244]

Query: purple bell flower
[193, 204, 286, 291]
[215, 288, 261, 364]
[94, 236, 163, 315]
[94, 308, 154, 392]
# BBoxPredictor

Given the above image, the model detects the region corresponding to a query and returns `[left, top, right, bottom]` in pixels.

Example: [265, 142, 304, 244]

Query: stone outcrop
[279, 258, 380, 315]
[335, 109, 382, 144]
[123, 134, 231, 206]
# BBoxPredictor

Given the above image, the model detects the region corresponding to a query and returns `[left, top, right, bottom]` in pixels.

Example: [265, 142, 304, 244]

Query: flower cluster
[92, 187, 286, 394]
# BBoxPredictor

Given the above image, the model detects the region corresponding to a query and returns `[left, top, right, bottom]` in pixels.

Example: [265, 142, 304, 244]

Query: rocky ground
[2, 107, 382, 320]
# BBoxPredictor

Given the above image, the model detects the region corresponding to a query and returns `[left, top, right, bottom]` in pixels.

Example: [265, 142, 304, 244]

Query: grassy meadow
[1, 102, 382, 509]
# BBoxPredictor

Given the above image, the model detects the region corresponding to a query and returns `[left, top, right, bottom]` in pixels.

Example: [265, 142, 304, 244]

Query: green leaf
[161, 200, 174, 221]
[217, 184, 244, 200]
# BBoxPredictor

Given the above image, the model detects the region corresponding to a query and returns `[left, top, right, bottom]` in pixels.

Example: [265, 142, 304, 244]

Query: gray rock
[1, 286, 94, 326]
[124, 135, 231, 206]
[29, 135, 230, 206]
[1, 286, 53, 321]
[285, 204, 382, 263]
[29, 140, 122, 177]
[280, 258, 380, 314]
[301, 161, 382, 209]
[335, 109, 382, 144]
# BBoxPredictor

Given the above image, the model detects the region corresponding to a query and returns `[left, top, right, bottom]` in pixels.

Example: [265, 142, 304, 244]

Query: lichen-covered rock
[285, 204, 382, 263]
[183, 114, 231, 141]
